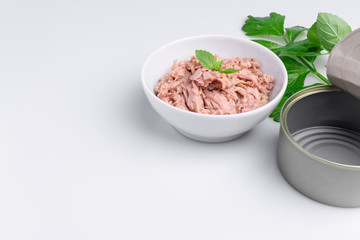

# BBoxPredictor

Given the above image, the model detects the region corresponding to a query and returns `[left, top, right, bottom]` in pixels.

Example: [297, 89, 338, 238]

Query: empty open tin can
[277, 29, 360, 208]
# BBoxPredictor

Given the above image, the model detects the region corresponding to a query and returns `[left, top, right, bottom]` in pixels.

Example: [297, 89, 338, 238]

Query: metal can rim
[280, 85, 360, 170]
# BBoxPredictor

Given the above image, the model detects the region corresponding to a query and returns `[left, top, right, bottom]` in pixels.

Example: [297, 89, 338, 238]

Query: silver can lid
[327, 28, 360, 100]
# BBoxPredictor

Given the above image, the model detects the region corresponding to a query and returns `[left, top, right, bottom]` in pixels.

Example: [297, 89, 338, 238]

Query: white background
[1, 0, 359, 239]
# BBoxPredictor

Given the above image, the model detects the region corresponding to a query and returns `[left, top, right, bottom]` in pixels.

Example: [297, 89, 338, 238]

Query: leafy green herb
[252, 40, 283, 55]
[280, 39, 323, 56]
[307, 22, 320, 44]
[220, 68, 242, 74]
[195, 50, 241, 74]
[317, 13, 352, 52]
[303, 49, 321, 63]
[242, 12, 352, 122]
[280, 56, 310, 89]
[242, 12, 285, 36]
[285, 26, 307, 43]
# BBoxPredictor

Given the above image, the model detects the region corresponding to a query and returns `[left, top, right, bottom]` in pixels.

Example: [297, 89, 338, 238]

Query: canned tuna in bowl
[277, 85, 360, 207]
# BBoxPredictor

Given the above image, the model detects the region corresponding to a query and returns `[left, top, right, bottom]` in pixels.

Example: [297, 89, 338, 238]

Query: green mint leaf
[303, 55, 317, 64]
[252, 40, 283, 55]
[195, 50, 241, 74]
[281, 39, 323, 56]
[280, 56, 310, 89]
[242, 12, 285, 36]
[307, 22, 320, 44]
[303, 23, 323, 63]
[219, 68, 241, 74]
[316, 13, 352, 52]
[285, 26, 307, 43]
[195, 50, 217, 70]
[303, 48, 322, 63]
[214, 60, 223, 71]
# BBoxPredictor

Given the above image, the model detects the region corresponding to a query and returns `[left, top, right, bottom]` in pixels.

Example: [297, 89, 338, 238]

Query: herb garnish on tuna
[242, 12, 352, 121]
[195, 50, 242, 74]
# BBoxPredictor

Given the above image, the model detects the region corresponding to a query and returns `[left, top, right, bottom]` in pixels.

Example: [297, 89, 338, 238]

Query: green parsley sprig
[242, 12, 352, 122]
[195, 50, 242, 74]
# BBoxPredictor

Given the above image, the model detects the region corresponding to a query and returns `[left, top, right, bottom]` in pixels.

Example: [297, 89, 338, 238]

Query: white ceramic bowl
[141, 35, 287, 142]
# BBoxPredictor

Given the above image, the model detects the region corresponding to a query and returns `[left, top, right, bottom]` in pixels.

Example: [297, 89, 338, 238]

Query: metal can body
[277, 85, 360, 207]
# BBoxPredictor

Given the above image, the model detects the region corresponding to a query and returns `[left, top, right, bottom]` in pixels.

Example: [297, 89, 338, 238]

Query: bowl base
[175, 128, 245, 143]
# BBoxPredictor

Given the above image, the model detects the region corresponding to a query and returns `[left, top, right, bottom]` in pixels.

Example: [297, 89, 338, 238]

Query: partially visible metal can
[277, 28, 360, 208]
[327, 28, 360, 100]
[278, 85, 360, 207]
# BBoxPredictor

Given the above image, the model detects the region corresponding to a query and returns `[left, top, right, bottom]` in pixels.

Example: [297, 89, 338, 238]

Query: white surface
[0, 0, 359, 239]
[142, 35, 287, 142]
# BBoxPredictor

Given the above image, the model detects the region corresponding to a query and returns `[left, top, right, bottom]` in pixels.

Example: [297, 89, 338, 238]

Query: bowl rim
[141, 34, 288, 119]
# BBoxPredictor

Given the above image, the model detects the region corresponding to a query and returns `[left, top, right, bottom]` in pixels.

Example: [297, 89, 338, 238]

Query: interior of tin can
[286, 90, 360, 166]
